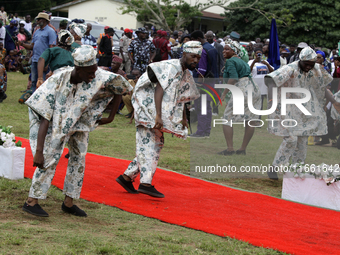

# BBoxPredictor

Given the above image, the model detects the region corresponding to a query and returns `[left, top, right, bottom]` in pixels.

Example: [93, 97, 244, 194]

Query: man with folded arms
[22, 45, 132, 217]
[116, 41, 202, 198]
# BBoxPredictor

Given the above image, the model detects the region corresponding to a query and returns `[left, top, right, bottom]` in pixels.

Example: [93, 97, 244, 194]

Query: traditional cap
[230, 31, 240, 40]
[300, 46, 317, 62]
[112, 55, 123, 63]
[297, 42, 308, 49]
[69, 22, 87, 38]
[104, 26, 109, 30]
[124, 28, 132, 33]
[19, 20, 25, 25]
[135, 27, 148, 34]
[72, 45, 97, 67]
[224, 38, 242, 56]
[161, 31, 167, 37]
[59, 19, 68, 26]
[10, 19, 18, 24]
[182, 41, 203, 55]
[157, 30, 162, 35]
[36, 12, 50, 21]
[58, 30, 74, 46]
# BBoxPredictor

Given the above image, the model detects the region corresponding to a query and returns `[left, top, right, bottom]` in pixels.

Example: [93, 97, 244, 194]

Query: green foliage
[121, 0, 201, 31]
[223, 0, 340, 48]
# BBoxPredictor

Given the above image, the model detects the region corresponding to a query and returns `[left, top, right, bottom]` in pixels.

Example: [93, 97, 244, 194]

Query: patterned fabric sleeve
[96, 68, 133, 95]
[265, 64, 295, 87]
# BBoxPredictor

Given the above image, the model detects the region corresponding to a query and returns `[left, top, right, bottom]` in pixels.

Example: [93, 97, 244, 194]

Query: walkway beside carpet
[21, 137, 339, 255]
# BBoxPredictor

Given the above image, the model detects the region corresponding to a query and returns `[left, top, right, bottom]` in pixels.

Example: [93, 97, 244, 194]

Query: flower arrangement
[0, 125, 22, 148]
[287, 163, 340, 186]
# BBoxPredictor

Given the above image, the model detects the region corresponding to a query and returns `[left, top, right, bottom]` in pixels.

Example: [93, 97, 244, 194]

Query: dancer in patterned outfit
[265, 46, 340, 180]
[116, 41, 202, 198]
[128, 27, 156, 73]
[22, 45, 133, 217]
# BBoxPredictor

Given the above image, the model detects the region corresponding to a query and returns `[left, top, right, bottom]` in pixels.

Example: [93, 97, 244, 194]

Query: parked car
[50, 16, 124, 55]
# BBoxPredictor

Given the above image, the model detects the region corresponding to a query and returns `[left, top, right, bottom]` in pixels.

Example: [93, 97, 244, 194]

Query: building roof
[201, 11, 225, 21]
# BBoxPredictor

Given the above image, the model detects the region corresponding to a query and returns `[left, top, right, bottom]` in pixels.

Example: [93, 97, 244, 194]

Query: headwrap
[112, 55, 123, 63]
[224, 38, 242, 56]
[19, 20, 25, 25]
[300, 46, 317, 62]
[316, 50, 326, 61]
[69, 22, 87, 38]
[58, 30, 74, 46]
[72, 45, 97, 67]
[182, 41, 203, 55]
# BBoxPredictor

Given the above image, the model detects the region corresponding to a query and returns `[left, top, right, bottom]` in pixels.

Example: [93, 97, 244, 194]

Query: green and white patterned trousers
[124, 126, 164, 184]
[272, 136, 308, 166]
[28, 109, 89, 199]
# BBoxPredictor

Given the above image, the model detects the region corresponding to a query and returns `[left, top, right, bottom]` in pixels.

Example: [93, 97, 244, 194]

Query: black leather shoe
[61, 203, 87, 217]
[22, 202, 49, 217]
[116, 175, 139, 194]
[138, 184, 164, 198]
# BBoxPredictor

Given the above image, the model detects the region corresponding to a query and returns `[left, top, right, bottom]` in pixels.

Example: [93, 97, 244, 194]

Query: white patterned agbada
[132, 59, 200, 138]
[25, 66, 132, 199]
[265, 61, 333, 136]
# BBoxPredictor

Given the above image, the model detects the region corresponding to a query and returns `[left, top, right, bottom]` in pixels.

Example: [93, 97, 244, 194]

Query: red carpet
[20, 137, 339, 255]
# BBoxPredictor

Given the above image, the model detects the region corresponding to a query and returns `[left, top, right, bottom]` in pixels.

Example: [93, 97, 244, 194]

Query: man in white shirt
[23, 15, 32, 33]
[248, 48, 274, 117]
[0, 21, 5, 47]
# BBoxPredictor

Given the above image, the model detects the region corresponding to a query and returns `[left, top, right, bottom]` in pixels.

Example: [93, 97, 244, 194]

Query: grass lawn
[1, 72, 337, 254]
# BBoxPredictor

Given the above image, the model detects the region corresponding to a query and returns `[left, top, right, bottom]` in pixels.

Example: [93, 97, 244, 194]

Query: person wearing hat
[229, 31, 249, 63]
[81, 23, 96, 48]
[116, 41, 202, 198]
[128, 27, 156, 73]
[288, 42, 308, 64]
[4, 19, 18, 54]
[22, 45, 133, 217]
[119, 28, 133, 74]
[18, 12, 57, 93]
[264, 46, 340, 180]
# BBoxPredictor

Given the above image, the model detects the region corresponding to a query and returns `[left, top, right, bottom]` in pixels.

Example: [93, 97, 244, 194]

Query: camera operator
[5, 19, 18, 55]
[248, 48, 274, 118]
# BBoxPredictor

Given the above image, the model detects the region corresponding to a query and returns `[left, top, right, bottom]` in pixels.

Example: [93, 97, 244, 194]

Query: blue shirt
[32, 25, 57, 62]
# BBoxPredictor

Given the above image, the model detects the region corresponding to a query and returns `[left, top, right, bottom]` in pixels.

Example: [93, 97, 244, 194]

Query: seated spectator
[111, 55, 127, 79]
[5, 49, 19, 72]
[0, 61, 6, 102]
[0, 42, 6, 65]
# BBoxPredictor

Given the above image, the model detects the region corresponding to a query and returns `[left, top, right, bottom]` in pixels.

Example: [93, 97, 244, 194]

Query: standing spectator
[0, 6, 7, 25]
[289, 42, 308, 63]
[81, 23, 97, 47]
[190, 30, 219, 138]
[98, 27, 114, 67]
[17, 12, 57, 92]
[58, 19, 68, 33]
[217, 39, 261, 155]
[205, 30, 224, 77]
[19, 21, 32, 41]
[128, 27, 155, 73]
[158, 31, 172, 61]
[0, 21, 5, 47]
[248, 48, 274, 118]
[13, 13, 20, 22]
[229, 31, 249, 63]
[5, 20, 18, 55]
[23, 15, 32, 33]
[286, 44, 296, 63]
[119, 28, 132, 74]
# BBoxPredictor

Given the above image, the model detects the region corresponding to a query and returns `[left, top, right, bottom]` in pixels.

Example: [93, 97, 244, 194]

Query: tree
[223, 0, 340, 49]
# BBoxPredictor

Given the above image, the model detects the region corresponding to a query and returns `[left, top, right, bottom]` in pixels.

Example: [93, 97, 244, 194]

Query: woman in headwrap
[36, 30, 75, 88]
[218, 39, 261, 156]
[316, 50, 331, 73]
[68, 22, 86, 51]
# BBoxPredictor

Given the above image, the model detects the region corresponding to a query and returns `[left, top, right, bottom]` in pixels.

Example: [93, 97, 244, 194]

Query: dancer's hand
[153, 115, 163, 129]
[33, 151, 44, 169]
